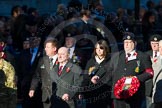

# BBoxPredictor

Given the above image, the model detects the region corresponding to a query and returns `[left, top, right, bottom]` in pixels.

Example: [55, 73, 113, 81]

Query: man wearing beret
[146, 34, 162, 59]
[107, 32, 154, 108]
[64, 33, 86, 69]
[145, 34, 162, 108]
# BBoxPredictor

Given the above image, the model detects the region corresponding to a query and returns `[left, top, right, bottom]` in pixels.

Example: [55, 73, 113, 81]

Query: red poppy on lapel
[55, 60, 59, 65]
[153, 58, 157, 63]
[66, 67, 70, 73]
[133, 52, 138, 56]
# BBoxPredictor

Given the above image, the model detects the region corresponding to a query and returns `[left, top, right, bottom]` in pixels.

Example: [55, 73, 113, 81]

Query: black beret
[123, 32, 135, 41]
[149, 34, 162, 42]
[64, 31, 76, 38]
[23, 37, 30, 42]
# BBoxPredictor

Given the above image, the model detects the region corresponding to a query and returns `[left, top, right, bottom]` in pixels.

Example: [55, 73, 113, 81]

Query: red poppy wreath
[114, 76, 140, 99]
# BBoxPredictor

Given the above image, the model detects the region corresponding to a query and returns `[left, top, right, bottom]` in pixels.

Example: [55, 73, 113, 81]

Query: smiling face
[124, 40, 135, 53]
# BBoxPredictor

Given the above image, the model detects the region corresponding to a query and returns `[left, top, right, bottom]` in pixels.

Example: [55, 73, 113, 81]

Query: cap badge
[127, 36, 131, 39]
[154, 37, 157, 41]
[67, 33, 71, 37]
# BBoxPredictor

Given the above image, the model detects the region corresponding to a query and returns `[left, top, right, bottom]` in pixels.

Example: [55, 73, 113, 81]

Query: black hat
[64, 30, 76, 38]
[149, 34, 162, 42]
[123, 32, 135, 41]
[23, 37, 30, 42]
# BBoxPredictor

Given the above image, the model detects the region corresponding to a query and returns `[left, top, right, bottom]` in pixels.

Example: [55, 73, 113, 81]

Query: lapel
[59, 62, 73, 78]
[32, 47, 42, 64]
[43, 56, 51, 73]
[49, 63, 59, 82]
[153, 57, 162, 84]
[120, 51, 126, 63]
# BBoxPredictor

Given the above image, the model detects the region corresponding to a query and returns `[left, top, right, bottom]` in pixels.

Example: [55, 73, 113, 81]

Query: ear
[53, 47, 57, 52]
[134, 41, 137, 47]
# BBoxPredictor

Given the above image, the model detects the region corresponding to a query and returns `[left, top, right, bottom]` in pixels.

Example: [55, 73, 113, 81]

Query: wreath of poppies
[114, 76, 140, 99]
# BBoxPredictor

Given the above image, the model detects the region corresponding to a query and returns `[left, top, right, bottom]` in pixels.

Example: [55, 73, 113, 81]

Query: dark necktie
[49, 58, 53, 69]
[58, 66, 63, 76]
[154, 51, 157, 58]
[68, 48, 71, 54]
[126, 53, 131, 63]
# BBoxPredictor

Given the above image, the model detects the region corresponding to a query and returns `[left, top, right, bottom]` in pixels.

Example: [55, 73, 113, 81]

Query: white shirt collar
[95, 56, 105, 64]
[126, 50, 135, 57]
[69, 47, 75, 58]
[49, 54, 58, 64]
[153, 51, 160, 58]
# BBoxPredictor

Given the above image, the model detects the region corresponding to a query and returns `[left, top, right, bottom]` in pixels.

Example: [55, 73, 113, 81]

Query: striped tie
[58, 66, 63, 76]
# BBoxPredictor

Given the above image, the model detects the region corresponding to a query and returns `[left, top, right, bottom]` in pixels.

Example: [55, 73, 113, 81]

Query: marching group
[1, 0, 162, 108]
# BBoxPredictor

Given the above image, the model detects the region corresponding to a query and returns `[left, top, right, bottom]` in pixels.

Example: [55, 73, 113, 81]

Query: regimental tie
[154, 51, 157, 58]
[58, 66, 63, 76]
[126, 53, 131, 63]
[68, 48, 71, 54]
[49, 58, 53, 70]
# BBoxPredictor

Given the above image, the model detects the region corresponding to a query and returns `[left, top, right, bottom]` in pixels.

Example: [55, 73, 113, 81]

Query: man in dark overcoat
[108, 32, 154, 108]
[145, 34, 162, 108]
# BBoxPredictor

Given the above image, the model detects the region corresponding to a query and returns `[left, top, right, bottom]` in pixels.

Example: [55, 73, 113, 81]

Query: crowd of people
[1, 0, 162, 108]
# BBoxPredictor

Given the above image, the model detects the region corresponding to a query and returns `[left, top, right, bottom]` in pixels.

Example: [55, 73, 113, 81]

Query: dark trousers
[114, 98, 143, 108]
[150, 102, 162, 108]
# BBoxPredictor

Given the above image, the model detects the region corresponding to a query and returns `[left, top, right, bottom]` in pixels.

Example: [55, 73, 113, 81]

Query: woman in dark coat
[83, 39, 112, 108]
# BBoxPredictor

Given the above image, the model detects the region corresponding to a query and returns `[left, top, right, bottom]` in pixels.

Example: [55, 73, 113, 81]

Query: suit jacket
[19, 47, 43, 101]
[145, 50, 154, 97]
[152, 56, 162, 103]
[18, 47, 43, 82]
[50, 61, 83, 108]
[146, 50, 153, 58]
[30, 56, 55, 102]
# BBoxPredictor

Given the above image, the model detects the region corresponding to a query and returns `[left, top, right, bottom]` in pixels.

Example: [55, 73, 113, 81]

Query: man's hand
[62, 93, 70, 101]
[29, 90, 35, 98]
[91, 75, 100, 84]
